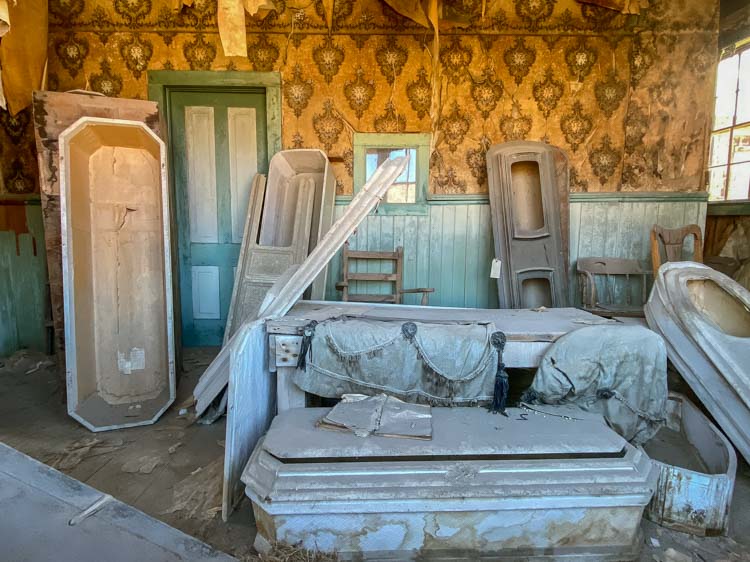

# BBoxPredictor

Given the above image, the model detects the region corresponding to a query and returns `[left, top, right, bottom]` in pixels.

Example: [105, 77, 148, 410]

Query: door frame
[147, 71, 282, 348]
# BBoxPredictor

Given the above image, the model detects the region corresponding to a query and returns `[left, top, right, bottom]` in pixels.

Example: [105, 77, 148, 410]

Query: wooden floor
[2, 346, 750, 562]
[0, 348, 253, 561]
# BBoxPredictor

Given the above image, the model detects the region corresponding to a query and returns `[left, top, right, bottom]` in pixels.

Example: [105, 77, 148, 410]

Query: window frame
[352, 132, 430, 216]
[708, 40, 750, 202]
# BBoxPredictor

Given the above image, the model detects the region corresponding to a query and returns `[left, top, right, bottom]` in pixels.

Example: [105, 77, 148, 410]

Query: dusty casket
[60, 117, 175, 431]
[644, 393, 737, 536]
[243, 407, 658, 560]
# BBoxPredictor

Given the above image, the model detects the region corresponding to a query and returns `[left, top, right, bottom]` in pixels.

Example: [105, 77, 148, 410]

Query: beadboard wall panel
[325, 194, 707, 310]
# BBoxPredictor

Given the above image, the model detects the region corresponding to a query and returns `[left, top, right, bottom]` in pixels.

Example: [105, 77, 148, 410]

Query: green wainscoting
[568, 192, 707, 306]
[324, 203, 498, 308]
[0, 204, 48, 356]
[324, 192, 708, 310]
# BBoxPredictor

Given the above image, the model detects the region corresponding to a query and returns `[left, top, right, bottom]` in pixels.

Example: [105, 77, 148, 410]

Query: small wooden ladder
[336, 242, 434, 305]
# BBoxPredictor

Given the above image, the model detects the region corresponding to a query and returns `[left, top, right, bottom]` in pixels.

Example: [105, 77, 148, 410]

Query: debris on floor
[46, 436, 126, 470]
[246, 543, 338, 562]
[0, 349, 55, 374]
[163, 456, 224, 523]
[121, 454, 163, 474]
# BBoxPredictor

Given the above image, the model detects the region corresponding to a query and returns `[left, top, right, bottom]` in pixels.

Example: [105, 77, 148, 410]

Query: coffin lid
[263, 407, 627, 460]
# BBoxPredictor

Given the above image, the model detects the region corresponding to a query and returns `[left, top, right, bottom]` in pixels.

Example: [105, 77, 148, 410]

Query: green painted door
[169, 89, 268, 346]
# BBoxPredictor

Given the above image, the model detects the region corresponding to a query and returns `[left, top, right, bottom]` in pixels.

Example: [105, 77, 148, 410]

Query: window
[708, 43, 750, 201]
[353, 133, 430, 214]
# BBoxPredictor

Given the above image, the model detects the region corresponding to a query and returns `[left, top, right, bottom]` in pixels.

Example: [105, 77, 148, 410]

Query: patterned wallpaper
[0, 0, 719, 197]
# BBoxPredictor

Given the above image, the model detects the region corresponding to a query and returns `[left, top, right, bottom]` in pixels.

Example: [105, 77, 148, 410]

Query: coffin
[645, 262, 750, 464]
[60, 117, 175, 432]
[224, 149, 335, 343]
[243, 407, 658, 560]
[644, 393, 736, 536]
[486, 141, 569, 309]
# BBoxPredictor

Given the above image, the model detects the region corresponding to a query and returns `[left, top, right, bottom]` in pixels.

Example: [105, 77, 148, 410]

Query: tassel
[487, 331, 509, 417]
[296, 321, 318, 370]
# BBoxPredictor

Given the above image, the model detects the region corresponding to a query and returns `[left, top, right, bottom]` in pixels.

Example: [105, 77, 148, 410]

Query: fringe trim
[301, 363, 494, 405]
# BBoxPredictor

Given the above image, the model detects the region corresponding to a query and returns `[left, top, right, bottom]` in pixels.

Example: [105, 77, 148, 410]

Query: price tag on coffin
[490, 259, 502, 279]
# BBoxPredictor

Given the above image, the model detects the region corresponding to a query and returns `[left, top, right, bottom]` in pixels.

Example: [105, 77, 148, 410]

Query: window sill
[707, 199, 750, 216]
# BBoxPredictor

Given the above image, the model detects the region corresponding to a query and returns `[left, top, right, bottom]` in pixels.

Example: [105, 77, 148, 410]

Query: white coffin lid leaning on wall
[60, 117, 175, 432]
[645, 261, 750, 464]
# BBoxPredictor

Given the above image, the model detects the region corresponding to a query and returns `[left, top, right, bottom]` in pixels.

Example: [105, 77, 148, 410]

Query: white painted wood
[644, 392, 737, 536]
[224, 150, 335, 345]
[223, 174, 315, 344]
[261, 157, 409, 321]
[195, 158, 413, 522]
[222, 320, 273, 521]
[243, 408, 658, 559]
[60, 117, 175, 432]
[193, 343, 230, 416]
[646, 262, 750, 464]
[0, 443, 236, 562]
[185, 106, 218, 244]
[228, 107, 258, 244]
[276, 367, 306, 411]
[191, 265, 220, 320]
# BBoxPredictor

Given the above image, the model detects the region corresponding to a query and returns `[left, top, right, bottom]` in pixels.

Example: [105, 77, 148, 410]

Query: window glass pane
[727, 162, 750, 200]
[714, 55, 739, 130]
[365, 147, 417, 204]
[731, 125, 750, 164]
[710, 131, 731, 166]
[707, 166, 728, 200]
[737, 51, 750, 125]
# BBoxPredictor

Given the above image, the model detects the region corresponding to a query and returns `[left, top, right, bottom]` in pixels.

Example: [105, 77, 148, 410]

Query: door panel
[170, 89, 268, 346]
[191, 266, 221, 319]
[185, 106, 219, 244]
[228, 107, 259, 244]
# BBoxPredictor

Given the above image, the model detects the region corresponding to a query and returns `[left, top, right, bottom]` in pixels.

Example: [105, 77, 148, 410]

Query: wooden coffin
[486, 141, 569, 309]
[31, 90, 161, 376]
[223, 149, 334, 344]
[60, 117, 175, 432]
[645, 262, 750, 463]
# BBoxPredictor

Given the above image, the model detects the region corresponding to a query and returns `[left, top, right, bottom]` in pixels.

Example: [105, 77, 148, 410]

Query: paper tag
[118, 347, 146, 375]
[490, 259, 502, 279]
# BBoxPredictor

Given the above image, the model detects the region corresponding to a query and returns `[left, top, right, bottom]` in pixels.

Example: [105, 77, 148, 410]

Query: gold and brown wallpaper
[0, 0, 719, 197]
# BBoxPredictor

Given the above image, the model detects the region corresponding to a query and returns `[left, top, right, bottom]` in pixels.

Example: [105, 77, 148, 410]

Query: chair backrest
[577, 257, 650, 314]
[650, 224, 704, 275]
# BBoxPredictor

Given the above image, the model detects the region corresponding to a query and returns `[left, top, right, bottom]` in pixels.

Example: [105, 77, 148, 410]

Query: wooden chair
[336, 242, 435, 305]
[577, 257, 651, 317]
[650, 224, 703, 275]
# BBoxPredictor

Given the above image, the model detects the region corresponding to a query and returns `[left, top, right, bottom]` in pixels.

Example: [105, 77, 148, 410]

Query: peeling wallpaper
[0, 0, 719, 197]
